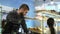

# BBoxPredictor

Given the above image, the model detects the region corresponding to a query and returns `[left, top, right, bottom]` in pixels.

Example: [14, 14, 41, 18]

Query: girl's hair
[47, 18, 55, 34]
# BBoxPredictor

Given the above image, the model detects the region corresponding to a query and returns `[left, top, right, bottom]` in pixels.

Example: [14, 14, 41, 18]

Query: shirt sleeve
[6, 12, 19, 24]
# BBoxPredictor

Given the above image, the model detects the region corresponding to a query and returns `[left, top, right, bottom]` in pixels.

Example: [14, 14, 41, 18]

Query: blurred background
[35, 0, 60, 34]
[0, 0, 60, 34]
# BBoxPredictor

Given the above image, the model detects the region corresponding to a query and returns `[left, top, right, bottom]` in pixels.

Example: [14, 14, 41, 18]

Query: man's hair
[19, 4, 29, 10]
[47, 18, 54, 27]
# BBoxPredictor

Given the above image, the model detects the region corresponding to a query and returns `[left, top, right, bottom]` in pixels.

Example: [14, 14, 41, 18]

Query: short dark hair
[19, 4, 29, 10]
[47, 18, 54, 27]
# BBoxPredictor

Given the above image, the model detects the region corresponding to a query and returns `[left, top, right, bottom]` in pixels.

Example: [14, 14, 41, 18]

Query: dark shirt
[4, 10, 28, 33]
[6, 10, 24, 25]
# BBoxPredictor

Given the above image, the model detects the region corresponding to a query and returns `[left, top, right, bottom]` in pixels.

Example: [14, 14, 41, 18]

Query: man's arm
[21, 18, 29, 33]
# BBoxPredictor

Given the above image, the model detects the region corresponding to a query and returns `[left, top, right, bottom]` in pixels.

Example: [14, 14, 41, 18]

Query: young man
[2, 4, 29, 34]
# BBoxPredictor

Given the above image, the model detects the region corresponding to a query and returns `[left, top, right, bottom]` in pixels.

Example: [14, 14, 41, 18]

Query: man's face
[23, 9, 28, 16]
[18, 8, 28, 16]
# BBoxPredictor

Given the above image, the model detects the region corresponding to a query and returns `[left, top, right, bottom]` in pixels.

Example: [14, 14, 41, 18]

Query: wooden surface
[28, 28, 42, 33]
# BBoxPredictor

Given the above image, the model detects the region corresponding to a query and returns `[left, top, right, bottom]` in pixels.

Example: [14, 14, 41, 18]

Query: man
[2, 4, 29, 34]
[47, 18, 55, 34]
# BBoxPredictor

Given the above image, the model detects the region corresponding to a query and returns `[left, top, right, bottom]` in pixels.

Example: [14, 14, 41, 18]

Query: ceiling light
[50, 1, 54, 4]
